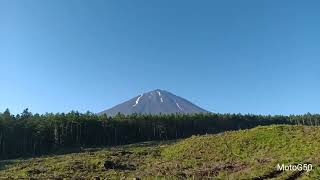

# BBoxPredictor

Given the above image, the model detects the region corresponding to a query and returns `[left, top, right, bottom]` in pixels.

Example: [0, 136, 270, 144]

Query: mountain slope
[99, 89, 208, 116]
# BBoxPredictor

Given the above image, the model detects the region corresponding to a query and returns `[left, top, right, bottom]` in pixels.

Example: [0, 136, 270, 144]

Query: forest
[0, 108, 319, 160]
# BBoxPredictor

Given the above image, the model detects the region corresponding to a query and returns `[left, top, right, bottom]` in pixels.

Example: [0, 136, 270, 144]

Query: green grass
[1, 125, 320, 179]
[162, 125, 320, 179]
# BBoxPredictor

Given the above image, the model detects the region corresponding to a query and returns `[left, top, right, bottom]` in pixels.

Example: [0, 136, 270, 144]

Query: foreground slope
[99, 89, 208, 116]
[1, 125, 320, 179]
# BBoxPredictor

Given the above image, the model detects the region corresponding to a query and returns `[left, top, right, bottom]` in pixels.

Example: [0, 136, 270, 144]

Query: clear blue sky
[1, 0, 320, 115]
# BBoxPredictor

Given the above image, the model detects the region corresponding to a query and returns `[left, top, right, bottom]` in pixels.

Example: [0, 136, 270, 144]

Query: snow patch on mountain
[157, 91, 163, 102]
[176, 102, 183, 111]
[133, 94, 143, 107]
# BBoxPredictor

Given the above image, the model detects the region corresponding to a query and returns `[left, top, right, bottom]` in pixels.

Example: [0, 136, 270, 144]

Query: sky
[1, 0, 320, 115]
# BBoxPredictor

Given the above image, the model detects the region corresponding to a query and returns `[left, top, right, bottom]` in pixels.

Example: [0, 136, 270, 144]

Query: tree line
[0, 108, 319, 159]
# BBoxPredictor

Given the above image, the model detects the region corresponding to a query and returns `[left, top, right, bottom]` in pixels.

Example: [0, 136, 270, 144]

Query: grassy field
[1, 125, 320, 179]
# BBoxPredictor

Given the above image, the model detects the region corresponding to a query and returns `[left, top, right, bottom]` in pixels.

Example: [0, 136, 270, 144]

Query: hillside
[1, 125, 320, 179]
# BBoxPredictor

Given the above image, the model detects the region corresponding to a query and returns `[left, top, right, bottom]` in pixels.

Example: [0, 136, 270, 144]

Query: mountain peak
[149, 89, 165, 93]
[99, 89, 209, 116]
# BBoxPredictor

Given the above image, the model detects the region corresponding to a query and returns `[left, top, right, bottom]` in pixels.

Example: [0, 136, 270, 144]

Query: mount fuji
[99, 89, 209, 116]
